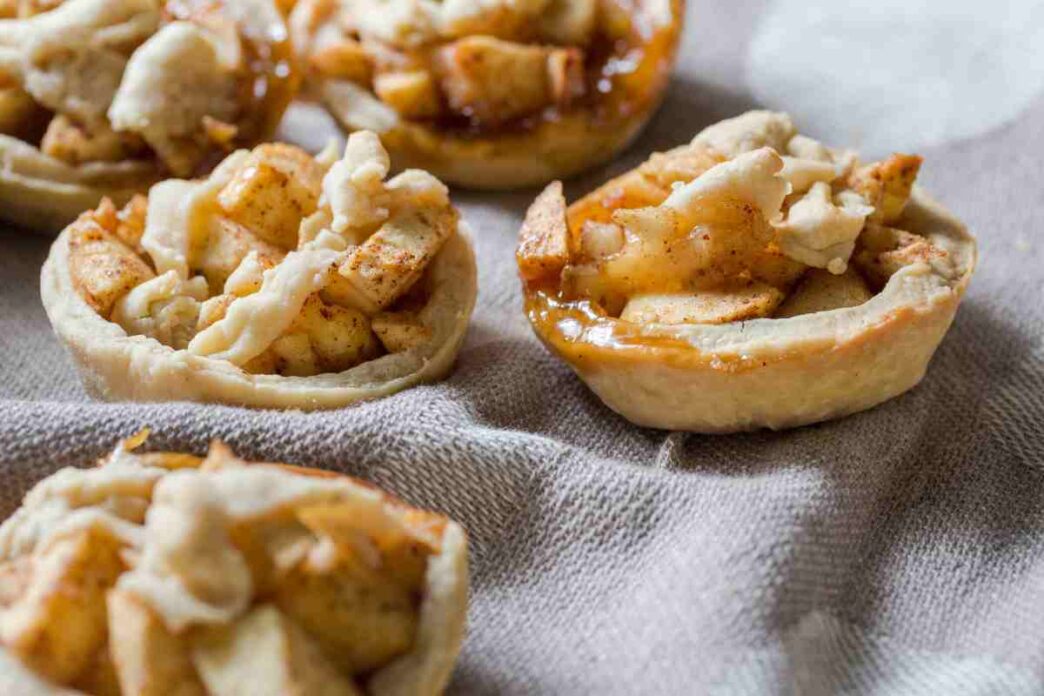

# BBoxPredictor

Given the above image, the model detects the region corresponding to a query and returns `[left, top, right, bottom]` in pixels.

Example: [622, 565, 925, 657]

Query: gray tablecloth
[3, 1, 1044, 693]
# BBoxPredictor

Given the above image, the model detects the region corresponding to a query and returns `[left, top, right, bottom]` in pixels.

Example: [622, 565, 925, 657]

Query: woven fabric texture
[2, 1, 1044, 693]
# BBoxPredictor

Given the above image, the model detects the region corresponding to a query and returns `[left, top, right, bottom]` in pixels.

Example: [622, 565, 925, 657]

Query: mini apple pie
[288, 0, 683, 189]
[0, 433, 468, 695]
[0, 0, 296, 232]
[41, 132, 477, 409]
[517, 111, 977, 432]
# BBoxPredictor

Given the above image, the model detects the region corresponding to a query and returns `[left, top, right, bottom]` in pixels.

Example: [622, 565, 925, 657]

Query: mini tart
[289, 0, 683, 189]
[0, 433, 468, 695]
[0, 0, 296, 233]
[41, 134, 477, 409]
[516, 111, 977, 432]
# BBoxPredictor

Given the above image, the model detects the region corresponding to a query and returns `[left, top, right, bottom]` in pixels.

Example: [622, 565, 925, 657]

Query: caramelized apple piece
[107, 589, 206, 696]
[198, 218, 285, 295]
[517, 181, 569, 284]
[192, 605, 361, 696]
[374, 70, 442, 119]
[372, 311, 430, 352]
[337, 206, 457, 312]
[435, 36, 582, 124]
[848, 154, 922, 225]
[68, 210, 155, 317]
[620, 283, 785, 325]
[218, 144, 326, 250]
[775, 268, 872, 318]
[852, 223, 953, 289]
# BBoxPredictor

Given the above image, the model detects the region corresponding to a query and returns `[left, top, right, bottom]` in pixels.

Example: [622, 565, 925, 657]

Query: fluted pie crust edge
[40, 221, 477, 410]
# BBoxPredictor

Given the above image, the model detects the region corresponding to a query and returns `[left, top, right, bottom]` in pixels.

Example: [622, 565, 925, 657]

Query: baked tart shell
[319, 0, 685, 190]
[0, 447, 469, 695]
[0, 135, 160, 233]
[0, 2, 297, 234]
[524, 190, 977, 432]
[40, 221, 477, 410]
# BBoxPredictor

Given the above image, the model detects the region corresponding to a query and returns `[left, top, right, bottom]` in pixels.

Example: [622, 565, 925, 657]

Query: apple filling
[0, 434, 449, 694]
[67, 132, 459, 377]
[290, 0, 673, 133]
[0, 0, 293, 177]
[518, 111, 957, 326]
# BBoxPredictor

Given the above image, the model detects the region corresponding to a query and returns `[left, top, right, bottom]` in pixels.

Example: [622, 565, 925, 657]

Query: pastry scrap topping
[67, 133, 460, 377]
[518, 111, 956, 326]
[0, 434, 458, 695]
[290, 0, 672, 133]
[0, 0, 294, 176]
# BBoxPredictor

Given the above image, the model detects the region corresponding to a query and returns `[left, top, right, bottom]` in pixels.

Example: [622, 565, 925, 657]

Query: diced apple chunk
[196, 294, 236, 333]
[578, 221, 625, 261]
[291, 295, 381, 372]
[848, 154, 922, 225]
[192, 605, 362, 696]
[41, 115, 142, 166]
[852, 223, 953, 288]
[374, 70, 442, 119]
[372, 311, 430, 352]
[547, 48, 584, 105]
[309, 38, 373, 84]
[113, 195, 149, 253]
[269, 333, 320, 377]
[517, 181, 570, 283]
[337, 206, 456, 312]
[435, 36, 578, 124]
[107, 589, 206, 696]
[775, 268, 872, 318]
[274, 547, 419, 675]
[198, 218, 286, 295]
[68, 211, 156, 317]
[218, 144, 326, 250]
[1, 527, 125, 685]
[620, 284, 785, 325]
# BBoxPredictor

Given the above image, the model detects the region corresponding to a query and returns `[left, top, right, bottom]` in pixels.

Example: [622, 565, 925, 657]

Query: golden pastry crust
[41, 137, 477, 410]
[293, 0, 684, 189]
[0, 0, 297, 233]
[0, 436, 468, 695]
[517, 112, 977, 432]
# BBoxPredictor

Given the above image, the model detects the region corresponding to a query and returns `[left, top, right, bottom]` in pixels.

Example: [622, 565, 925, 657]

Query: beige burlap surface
[2, 1, 1044, 693]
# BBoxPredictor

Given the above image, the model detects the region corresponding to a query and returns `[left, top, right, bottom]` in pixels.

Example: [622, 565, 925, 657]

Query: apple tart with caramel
[517, 111, 977, 432]
[41, 132, 477, 409]
[289, 0, 683, 189]
[0, 0, 296, 232]
[0, 433, 468, 695]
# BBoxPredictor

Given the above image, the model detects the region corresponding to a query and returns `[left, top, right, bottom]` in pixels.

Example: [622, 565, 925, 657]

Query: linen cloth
[2, 1, 1044, 693]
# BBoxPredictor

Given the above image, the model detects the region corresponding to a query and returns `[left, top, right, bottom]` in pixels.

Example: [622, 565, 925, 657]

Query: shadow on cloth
[710, 300, 1044, 684]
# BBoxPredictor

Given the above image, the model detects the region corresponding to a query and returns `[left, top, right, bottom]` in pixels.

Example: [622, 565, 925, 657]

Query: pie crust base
[0, 135, 157, 233]
[41, 221, 477, 410]
[0, 450, 469, 695]
[525, 190, 976, 432]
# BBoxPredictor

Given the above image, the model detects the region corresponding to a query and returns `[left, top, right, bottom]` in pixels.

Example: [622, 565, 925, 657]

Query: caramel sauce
[525, 290, 773, 372]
